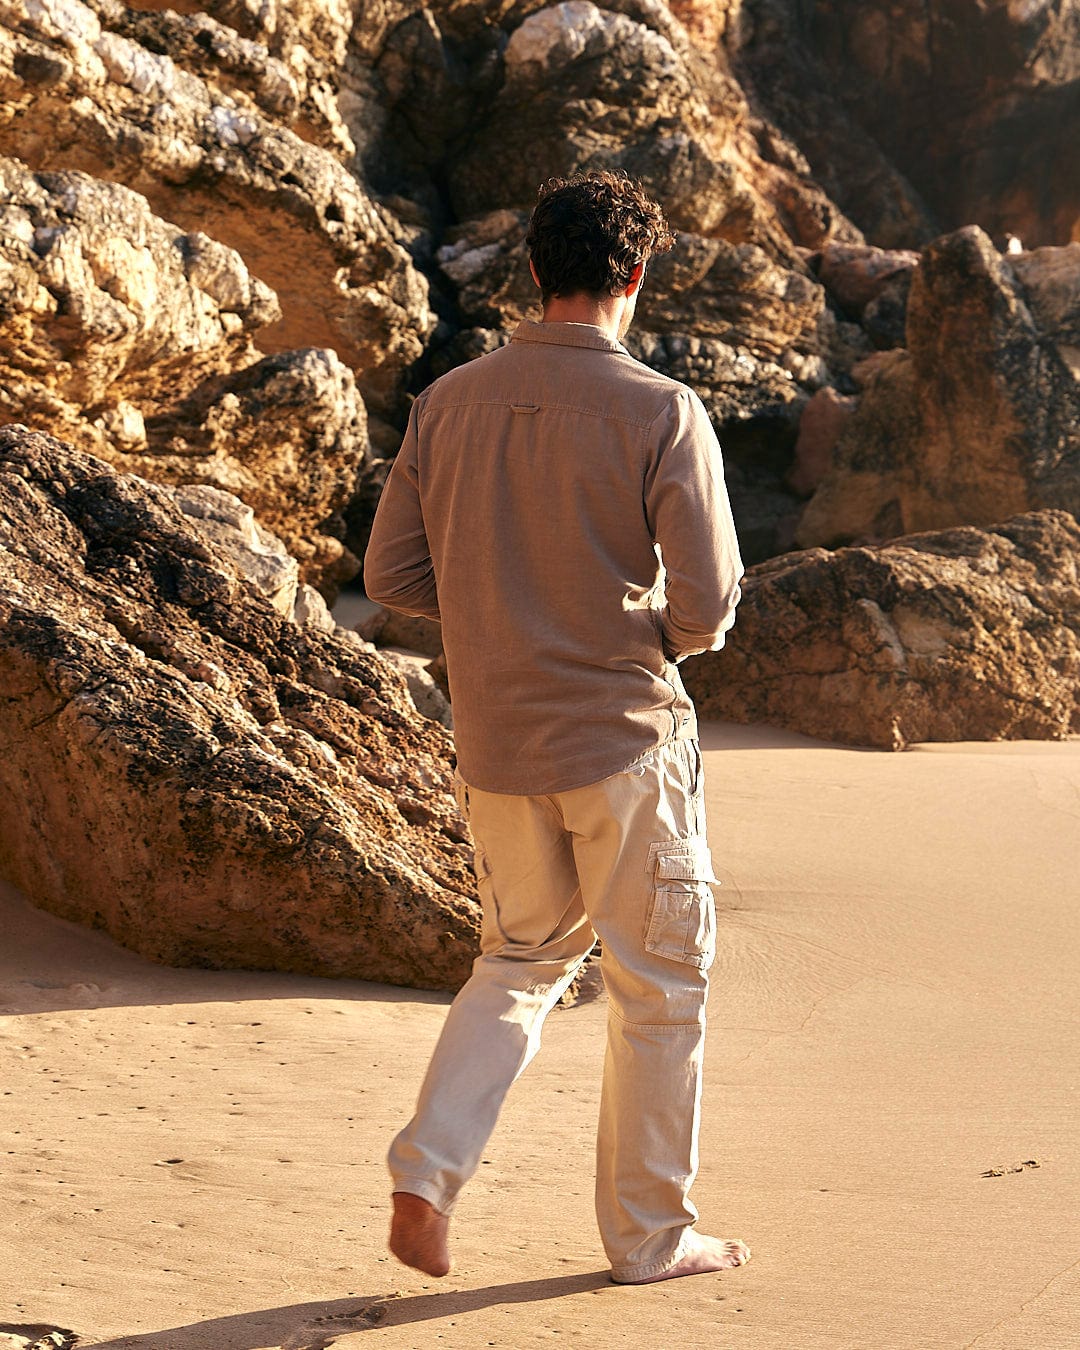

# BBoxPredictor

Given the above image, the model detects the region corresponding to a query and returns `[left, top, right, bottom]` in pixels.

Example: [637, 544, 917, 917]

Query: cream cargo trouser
[387, 737, 718, 1281]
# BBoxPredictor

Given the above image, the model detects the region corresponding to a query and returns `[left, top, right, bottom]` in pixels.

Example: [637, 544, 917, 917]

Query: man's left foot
[389, 1192, 451, 1277]
[613, 1233, 751, 1284]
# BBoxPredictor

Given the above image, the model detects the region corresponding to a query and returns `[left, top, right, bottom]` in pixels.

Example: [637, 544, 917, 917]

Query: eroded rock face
[0, 157, 367, 590]
[729, 0, 940, 250]
[0, 425, 480, 991]
[797, 227, 1080, 548]
[682, 510, 1080, 749]
[1, 0, 889, 572]
[805, 0, 1080, 249]
[0, 0, 435, 410]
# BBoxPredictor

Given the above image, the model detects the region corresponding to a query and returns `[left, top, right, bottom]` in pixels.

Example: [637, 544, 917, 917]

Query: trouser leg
[561, 739, 716, 1280]
[388, 786, 596, 1215]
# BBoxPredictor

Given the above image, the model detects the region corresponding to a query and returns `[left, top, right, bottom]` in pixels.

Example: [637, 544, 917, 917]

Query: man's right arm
[644, 388, 744, 663]
[362, 394, 441, 623]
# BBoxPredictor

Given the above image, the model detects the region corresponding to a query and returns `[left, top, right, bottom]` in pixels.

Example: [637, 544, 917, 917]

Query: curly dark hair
[525, 170, 675, 302]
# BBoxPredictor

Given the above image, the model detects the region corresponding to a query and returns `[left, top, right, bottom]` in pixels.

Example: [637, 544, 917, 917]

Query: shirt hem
[456, 723, 698, 797]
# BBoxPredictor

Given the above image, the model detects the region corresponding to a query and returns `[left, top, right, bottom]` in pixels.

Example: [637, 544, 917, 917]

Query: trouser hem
[607, 1229, 692, 1284]
[391, 1177, 454, 1217]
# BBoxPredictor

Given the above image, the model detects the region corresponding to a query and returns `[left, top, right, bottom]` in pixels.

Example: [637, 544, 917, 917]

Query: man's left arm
[362, 396, 441, 622]
[644, 388, 744, 663]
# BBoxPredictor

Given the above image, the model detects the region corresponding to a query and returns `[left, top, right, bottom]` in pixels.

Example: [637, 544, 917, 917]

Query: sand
[2, 722, 1079, 1349]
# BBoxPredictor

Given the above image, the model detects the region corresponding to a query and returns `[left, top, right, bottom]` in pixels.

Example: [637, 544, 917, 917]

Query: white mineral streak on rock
[174, 483, 300, 618]
[505, 0, 680, 77]
[437, 240, 503, 287]
[293, 583, 335, 633]
[209, 104, 260, 147]
[94, 30, 175, 96]
[94, 399, 147, 448]
[26, 0, 101, 48]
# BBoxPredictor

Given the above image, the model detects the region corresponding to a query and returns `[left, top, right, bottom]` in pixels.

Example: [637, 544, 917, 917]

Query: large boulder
[797, 227, 1080, 548]
[802, 0, 1080, 249]
[728, 0, 940, 250]
[370, 0, 865, 281]
[0, 156, 367, 592]
[682, 510, 1080, 749]
[0, 425, 480, 991]
[0, 0, 435, 412]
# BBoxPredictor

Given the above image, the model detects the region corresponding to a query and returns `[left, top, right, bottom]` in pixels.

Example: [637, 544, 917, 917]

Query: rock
[787, 386, 857, 498]
[730, 2, 940, 250]
[628, 330, 807, 562]
[379, 649, 454, 730]
[0, 425, 480, 991]
[0, 1327, 80, 1350]
[293, 583, 337, 634]
[1011, 243, 1080, 350]
[860, 272, 913, 350]
[797, 227, 1080, 548]
[816, 241, 920, 314]
[84, 0, 354, 157]
[433, 214, 828, 365]
[802, 0, 1080, 248]
[0, 158, 368, 592]
[357, 606, 444, 660]
[638, 234, 826, 361]
[0, 0, 435, 411]
[681, 510, 1080, 749]
[435, 209, 537, 332]
[445, 1, 751, 235]
[174, 484, 299, 618]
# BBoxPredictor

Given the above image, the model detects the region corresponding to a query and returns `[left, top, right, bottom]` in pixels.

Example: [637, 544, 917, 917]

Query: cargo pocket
[644, 839, 718, 969]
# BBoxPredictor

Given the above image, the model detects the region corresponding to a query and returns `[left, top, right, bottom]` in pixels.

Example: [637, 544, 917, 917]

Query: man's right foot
[389, 1191, 451, 1277]
[613, 1233, 751, 1284]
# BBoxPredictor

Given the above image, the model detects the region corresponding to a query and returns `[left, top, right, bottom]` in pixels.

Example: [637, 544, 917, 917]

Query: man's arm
[644, 388, 744, 663]
[362, 395, 441, 622]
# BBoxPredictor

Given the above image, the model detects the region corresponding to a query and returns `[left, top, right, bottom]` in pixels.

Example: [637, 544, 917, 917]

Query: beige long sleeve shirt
[364, 320, 743, 794]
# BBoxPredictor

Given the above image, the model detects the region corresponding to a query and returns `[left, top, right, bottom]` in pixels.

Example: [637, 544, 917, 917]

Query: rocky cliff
[2, 0, 1079, 985]
[5, 0, 1079, 571]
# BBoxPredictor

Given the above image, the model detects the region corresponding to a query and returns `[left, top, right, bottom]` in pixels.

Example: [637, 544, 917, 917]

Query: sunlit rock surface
[683, 510, 1080, 749]
[0, 425, 480, 990]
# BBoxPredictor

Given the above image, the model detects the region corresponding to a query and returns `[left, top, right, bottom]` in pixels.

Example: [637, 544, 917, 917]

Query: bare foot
[613, 1233, 751, 1284]
[389, 1191, 451, 1277]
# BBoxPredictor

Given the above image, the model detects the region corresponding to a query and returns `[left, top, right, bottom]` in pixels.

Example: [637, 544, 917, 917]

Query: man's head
[525, 170, 675, 308]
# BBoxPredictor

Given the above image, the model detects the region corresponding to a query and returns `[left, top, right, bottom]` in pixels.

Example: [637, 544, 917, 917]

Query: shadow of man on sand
[74, 1272, 612, 1349]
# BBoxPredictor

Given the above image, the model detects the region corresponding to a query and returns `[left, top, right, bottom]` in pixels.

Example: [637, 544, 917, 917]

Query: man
[363, 170, 747, 1285]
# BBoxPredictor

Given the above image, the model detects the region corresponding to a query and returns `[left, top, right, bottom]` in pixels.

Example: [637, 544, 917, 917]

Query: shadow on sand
[74, 1272, 612, 1348]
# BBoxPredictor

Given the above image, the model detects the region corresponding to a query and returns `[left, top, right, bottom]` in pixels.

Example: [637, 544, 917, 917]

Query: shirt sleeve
[362, 394, 441, 622]
[644, 388, 744, 663]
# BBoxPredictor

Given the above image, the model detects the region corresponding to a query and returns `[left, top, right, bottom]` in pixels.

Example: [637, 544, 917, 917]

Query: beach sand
[2, 722, 1078, 1349]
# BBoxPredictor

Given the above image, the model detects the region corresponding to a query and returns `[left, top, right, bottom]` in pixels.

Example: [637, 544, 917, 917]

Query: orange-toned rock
[0, 426, 479, 990]
[788, 386, 857, 497]
[682, 511, 1080, 749]
[797, 227, 1080, 548]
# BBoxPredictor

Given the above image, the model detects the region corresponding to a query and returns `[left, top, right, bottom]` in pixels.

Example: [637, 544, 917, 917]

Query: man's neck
[540, 292, 630, 344]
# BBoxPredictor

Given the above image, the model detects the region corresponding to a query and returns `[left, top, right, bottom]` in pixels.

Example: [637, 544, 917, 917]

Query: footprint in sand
[279, 1300, 392, 1348]
[981, 1158, 1042, 1177]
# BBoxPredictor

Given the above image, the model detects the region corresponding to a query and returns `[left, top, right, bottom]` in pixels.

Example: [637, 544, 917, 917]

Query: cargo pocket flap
[654, 842, 718, 885]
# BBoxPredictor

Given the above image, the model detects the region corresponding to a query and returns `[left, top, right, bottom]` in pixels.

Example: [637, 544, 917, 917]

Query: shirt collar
[511, 319, 629, 355]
